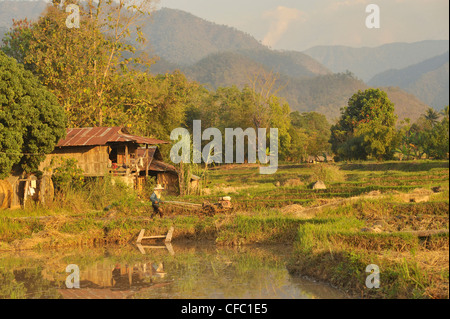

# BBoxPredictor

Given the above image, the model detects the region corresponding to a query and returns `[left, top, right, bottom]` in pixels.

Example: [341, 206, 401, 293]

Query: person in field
[150, 184, 165, 218]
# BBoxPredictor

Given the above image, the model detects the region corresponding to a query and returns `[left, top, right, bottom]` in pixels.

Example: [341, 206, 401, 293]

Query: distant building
[307, 154, 334, 163]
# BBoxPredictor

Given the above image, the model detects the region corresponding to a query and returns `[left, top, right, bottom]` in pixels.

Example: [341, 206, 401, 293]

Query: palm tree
[424, 107, 440, 126]
[440, 106, 449, 120]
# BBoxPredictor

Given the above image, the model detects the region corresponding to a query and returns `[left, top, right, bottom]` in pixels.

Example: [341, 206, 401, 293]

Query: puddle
[0, 243, 349, 299]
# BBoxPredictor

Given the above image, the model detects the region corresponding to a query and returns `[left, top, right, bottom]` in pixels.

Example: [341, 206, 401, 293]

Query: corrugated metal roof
[136, 146, 162, 161]
[56, 127, 169, 147]
[148, 160, 177, 173]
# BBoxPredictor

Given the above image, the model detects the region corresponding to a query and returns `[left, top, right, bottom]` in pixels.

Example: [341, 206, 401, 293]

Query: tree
[290, 111, 331, 159]
[1, 18, 33, 66]
[397, 107, 449, 160]
[420, 106, 449, 159]
[185, 84, 292, 162]
[423, 119, 449, 159]
[440, 106, 449, 120]
[0, 51, 66, 178]
[424, 107, 440, 127]
[330, 89, 398, 161]
[287, 125, 309, 162]
[1, 1, 157, 127]
[117, 71, 205, 139]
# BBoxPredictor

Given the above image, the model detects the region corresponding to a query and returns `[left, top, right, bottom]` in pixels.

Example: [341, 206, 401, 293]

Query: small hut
[40, 127, 180, 193]
[1, 127, 180, 209]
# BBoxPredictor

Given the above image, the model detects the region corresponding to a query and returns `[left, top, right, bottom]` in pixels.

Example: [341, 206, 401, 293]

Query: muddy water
[0, 243, 348, 299]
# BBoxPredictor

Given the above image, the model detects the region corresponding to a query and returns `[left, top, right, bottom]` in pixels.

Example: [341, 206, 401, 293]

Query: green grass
[1, 159, 448, 298]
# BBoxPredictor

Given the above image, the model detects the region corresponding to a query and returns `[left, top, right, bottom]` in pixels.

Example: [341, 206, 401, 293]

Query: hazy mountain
[143, 8, 330, 78]
[0, 2, 434, 121]
[143, 8, 265, 66]
[380, 87, 430, 121]
[0, 0, 46, 28]
[181, 52, 268, 89]
[173, 53, 428, 122]
[0, 26, 8, 43]
[236, 49, 330, 78]
[304, 41, 450, 82]
[279, 77, 429, 122]
[369, 52, 449, 110]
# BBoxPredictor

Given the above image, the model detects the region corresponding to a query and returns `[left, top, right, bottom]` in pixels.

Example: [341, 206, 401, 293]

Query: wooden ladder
[136, 226, 174, 244]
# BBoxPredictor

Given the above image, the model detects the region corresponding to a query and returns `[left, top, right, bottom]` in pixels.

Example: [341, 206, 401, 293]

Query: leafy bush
[50, 158, 84, 191]
[0, 51, 66, 178]
[310, 164, 346, 183]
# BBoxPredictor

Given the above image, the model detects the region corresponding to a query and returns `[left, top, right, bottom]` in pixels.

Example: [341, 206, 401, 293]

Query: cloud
[262, 6, 304, 48]
[327, 0, 368, 11]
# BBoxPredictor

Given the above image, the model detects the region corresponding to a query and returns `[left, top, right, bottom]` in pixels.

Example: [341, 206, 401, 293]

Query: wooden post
[186, 166, 191, 196]
[137, 229, 145, 243]
[165, 227, 174, 243]
[145, 144, 149, 177]
[179, 161, 184, 196]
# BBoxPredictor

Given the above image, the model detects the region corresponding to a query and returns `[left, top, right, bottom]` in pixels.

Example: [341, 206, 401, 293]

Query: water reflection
[0, 244, 348, 299]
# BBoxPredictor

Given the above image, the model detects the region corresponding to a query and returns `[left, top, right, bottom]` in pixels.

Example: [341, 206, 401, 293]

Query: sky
[157, 0, 449, 51]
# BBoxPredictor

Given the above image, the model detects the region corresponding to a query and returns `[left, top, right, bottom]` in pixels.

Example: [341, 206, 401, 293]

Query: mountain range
[368, 52, 449, 110]
[304, 41, 449, 82]
[0, 1, 447, 121]
[143, 8, 440, 120]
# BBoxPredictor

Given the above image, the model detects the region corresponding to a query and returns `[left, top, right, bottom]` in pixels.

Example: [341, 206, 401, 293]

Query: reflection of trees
[153, 248, 289, 298]
[0, 267, 61, 299]
[0, 269, 26, 299]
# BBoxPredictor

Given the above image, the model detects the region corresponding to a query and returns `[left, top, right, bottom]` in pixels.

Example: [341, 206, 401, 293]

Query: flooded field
[0, 243, 348, 299]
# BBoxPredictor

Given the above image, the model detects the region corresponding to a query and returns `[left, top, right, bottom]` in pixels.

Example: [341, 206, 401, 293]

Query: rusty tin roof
[56, 127, 169, 147]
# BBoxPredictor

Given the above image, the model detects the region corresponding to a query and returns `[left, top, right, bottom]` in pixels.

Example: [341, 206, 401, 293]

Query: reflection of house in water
[1, 127, 181, 209]
[111, 262, 167, 290]
[58, 261, 169, 299]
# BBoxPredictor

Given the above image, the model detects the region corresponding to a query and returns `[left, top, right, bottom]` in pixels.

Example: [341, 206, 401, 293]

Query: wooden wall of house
[111, 144, 139, 166]
[157, 172, 179, 195]
[39, 146, 110, 176]
[1, 174, 54, 210]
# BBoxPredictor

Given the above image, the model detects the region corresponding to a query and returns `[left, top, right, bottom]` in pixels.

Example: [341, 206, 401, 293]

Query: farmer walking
[150, 184, 165, 218]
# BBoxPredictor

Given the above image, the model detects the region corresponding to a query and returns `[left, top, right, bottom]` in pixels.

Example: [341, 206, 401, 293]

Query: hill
[278, 75, 429, 122]
[143, 8, 266, 66]
[237, 49, 330, 78]
[380, 87, 430, 121]
[0, 0, 46, 28]
[182, 52, 269, 89]
[369, 52, 449, 110]
[0, 26, 7, 43]
[143, 8, 330, 78]
[175, 54, 428, 122]
[0, 2, 434, 122]
[175, 50, 330, 88]
[304, 41, 450, 82]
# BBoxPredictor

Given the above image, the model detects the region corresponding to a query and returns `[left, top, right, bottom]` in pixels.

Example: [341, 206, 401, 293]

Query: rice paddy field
[0, 160, 448, 299]
[180, 160, 449, 299]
